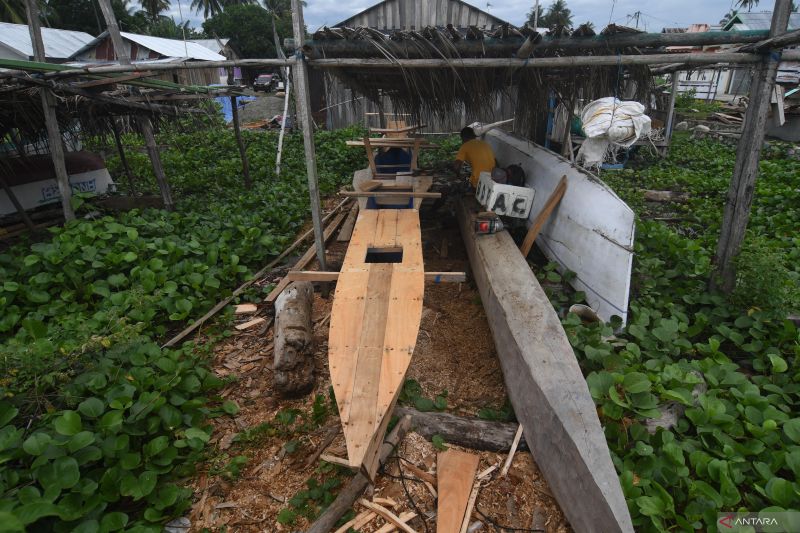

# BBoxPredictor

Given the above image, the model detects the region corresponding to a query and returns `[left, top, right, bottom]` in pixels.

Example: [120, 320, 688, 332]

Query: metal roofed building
[722, 11, 800, 31]
[0, 22, 94, 62]
[334, 0, 508, 31]
[70, 31, 226, 85]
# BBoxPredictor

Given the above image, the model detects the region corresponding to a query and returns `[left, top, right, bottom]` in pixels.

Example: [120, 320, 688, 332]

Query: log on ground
[273, 281, 315, 396]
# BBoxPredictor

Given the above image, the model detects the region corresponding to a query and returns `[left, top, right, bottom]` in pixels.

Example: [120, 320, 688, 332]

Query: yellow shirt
[456, 139, 496, 187]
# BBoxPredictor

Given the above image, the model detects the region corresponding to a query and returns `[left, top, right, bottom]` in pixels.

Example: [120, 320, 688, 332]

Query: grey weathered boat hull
[457, 198, 633, 533]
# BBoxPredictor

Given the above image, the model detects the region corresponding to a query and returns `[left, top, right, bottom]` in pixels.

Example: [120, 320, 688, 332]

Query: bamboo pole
[97, 0, 174, 211]
[713, 0, 792, 292]
[308, 52, 774, 69]
[275, 70, 291, 177]
[291, 0, 327, 272]
[25, 0, 75, 222]
[111, 118, 136, 195]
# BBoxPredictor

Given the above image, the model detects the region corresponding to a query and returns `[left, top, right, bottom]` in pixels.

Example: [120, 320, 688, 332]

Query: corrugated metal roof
[334, 0, 510, 30]
[121, 32, 225, 60]
[71, 31, 226, 61]
[0, 22, 94, 60]
[723, 11, 800, 31]
[189, 38, 230, 54]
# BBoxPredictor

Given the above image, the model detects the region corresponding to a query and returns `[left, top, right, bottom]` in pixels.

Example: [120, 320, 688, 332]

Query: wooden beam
[437, 450, 480, 533]
[161, 198, 350, 348]
[230, 94, 252, 189]
[341, 191, 441, 199]
[310, 52, 766, 69]
[306, 415, 412, 533]
[749, 27, 800, 51]
[713, 0, 792, 292]
[25, 0, 75, 222]
[74, 72, 155, 88]
[456, 197, 633, 533]
[520, 175, 567, 257]
[393, 406, 528, 452]
[97, 0, 174, 212]
[283, 271, 466, 283]
[291, 0, 327, 273]
[110, 119, 135, 195]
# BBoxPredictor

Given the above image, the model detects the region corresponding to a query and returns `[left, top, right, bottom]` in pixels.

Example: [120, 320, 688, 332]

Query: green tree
[191, 0, 222, 19]
[525, 3, 544, 28]
[46, 0, 148, 35]
[202, 3, 291, 58]
[139, 0, 169, 22]
[146, 16, 204, 38]
[539, 0, 572, 28]
[1, 0, 25, 24]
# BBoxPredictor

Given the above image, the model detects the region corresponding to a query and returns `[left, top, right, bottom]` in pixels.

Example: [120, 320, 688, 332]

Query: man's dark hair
[460, 127, 476, 142]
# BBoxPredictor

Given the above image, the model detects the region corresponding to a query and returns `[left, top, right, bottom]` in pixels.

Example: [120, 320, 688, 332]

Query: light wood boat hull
[328, 208, 424, 478]
[457, 197, 634, 533]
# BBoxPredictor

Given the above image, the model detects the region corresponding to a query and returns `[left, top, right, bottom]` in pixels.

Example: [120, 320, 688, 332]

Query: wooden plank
[364, 135, 377, 175]
[359, 180, 384, 191]
[500, 424, 524, 476]
[337, 203, 359, 242]
[235, 317, 265, 331]
[484, 128, 634, 323]
[370, 124, 425, 134]
[284, 271, 466, 283]
[456, 197, 634, 533]
[520, 175, 567, 257]
[375, 512, 417, 533]
[234, 303, 258, 314]
[437, 450, 480, 533]
[341, 191, 441, 199]
[346, 139, 436, 148]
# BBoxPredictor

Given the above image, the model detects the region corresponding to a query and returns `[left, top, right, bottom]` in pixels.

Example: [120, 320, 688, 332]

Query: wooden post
[0, 175, 35, 231]
[97, 0, 174, 211]
[110, 118, 136, 195]
[25, 0, 75, 222]
[712, 0, 792, 292]
[291, 0, 327, 271]
[663, 73, 679, 157]
[229, 95, 252, 189]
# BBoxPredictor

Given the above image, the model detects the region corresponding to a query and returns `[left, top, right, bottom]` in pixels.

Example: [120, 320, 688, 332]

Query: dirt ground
[237, 95, 287, 125]
[185, 202, 570, 532]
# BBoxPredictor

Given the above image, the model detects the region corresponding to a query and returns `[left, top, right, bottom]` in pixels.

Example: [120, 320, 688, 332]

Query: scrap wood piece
[320, 453, 352, 468]
[500, 424, 525, 477]
[437, 450, 481, 533]
[161, 197, 350, 348]
[520, 175, 567, 258]
[235, 317, 265, 331]
[458, 479, 482, 533]
[264, 207, 349, 304]
[358, 499, 418, 533]
[337, 203, 360, 242]
[375, 511, 417, 533]
[307, 415, 412, 533]
[304, 424, 340, 468]
[334, 511, 378, 533]
[234, 303, 257, 314]
[642, 190, 690, 203]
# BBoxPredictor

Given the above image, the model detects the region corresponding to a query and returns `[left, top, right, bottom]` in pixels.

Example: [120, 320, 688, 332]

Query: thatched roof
[309, 23, 653, 138]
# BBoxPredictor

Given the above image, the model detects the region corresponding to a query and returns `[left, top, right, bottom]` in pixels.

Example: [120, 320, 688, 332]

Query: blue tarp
[216, 95, 257, 123]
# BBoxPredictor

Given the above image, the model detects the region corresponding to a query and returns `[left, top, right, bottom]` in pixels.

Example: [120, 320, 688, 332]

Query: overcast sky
[168, 0, 753, 32]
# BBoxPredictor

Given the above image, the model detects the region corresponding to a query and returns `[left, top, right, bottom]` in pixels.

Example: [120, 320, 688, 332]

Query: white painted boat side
[0, 168, 115, 216]
[484, 129, 635, 323]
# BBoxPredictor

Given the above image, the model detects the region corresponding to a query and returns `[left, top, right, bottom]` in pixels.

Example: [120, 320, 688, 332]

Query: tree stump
[273, 281, 315, 396]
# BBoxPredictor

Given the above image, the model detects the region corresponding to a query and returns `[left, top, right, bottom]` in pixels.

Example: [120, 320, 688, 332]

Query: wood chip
[358, 499, 418, 533]
[235, 317, 266, 331]
[235, 303, 258, 314]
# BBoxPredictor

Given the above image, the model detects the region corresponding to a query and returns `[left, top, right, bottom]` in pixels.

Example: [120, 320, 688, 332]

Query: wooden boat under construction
[328, 207, 425, 479]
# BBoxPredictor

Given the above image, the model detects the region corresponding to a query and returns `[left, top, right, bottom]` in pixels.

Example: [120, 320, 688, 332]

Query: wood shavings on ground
[183, 213, 570, 532]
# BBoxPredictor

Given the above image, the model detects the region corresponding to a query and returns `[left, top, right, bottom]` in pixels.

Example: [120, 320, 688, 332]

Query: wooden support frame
[25, 0, 75, 222]
[341, 191, 441, 199]
[520, 175, 567, 257]
[291, 0, 327, 272]
[110, 118, 136, 195]
[74, 72, 156, 88]
[284, 271, 466, 283]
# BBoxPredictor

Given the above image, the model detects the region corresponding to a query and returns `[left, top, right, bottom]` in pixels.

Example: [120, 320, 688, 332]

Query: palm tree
[191, 0, 224, 19]
[1, 0, 26, 23]
[539, 0, 572, 28]
[263, 0, 304, 57]
[140, 0, 169, 21]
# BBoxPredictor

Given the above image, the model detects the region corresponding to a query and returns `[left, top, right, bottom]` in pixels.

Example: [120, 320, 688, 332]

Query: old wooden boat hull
[483, 128, 635, 323]
[457, 197, 634, 533]
[328, 208, 424, 478]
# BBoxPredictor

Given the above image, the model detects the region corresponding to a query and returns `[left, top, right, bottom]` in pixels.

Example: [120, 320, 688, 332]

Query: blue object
[216, 95, 257, 123]
[374, 147, 412, 174]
